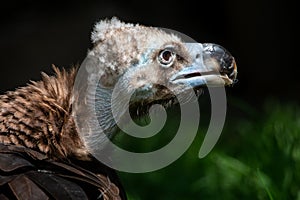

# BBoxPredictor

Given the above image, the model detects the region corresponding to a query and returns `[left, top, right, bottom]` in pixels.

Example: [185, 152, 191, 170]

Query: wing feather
[8, 175, 49, 200]
[0, 143, 126, 200]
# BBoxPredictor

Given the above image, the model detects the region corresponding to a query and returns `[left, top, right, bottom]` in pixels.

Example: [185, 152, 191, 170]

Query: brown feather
[0, 65, 126, 199]
[0, 66, 87, 160]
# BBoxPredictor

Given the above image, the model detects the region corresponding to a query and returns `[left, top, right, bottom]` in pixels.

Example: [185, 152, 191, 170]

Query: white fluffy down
[91, 17, 137, 43]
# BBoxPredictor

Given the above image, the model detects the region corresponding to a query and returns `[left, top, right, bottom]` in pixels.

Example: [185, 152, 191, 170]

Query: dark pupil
[162, 51, 172, 61]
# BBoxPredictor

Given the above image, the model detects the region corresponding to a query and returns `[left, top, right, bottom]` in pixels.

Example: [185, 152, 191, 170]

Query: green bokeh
[117, 98, 300, 200]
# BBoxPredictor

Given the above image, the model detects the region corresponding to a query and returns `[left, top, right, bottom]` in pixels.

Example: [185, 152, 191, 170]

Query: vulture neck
[72, 77, 127, 156]
[0, 67, 132, 160]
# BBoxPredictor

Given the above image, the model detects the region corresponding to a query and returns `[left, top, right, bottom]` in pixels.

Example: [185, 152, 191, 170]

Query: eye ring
[157, 49, 176, 68]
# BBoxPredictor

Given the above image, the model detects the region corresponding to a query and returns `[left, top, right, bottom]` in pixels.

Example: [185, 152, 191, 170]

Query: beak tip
[203, 43, 237, 83]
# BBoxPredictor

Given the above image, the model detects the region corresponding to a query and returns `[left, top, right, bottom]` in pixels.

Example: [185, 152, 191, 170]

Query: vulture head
[86, 18, 236, 98]
[72, 18, 237, 158]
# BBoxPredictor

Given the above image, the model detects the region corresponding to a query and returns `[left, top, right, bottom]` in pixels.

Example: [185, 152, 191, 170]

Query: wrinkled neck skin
[72, 67, 128, 155]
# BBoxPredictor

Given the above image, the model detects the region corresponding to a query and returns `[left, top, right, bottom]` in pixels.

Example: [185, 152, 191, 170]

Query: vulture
[0, 18, 237, 199]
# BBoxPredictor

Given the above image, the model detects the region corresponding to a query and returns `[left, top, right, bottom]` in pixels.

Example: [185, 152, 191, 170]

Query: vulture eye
[158, 49, 176, 68]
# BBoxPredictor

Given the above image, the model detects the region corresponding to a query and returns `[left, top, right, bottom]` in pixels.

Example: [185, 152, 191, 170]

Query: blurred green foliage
[117, 98, 300, 200]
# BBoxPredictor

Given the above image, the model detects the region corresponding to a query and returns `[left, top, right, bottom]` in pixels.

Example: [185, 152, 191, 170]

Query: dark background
[0, 0, 294, 103]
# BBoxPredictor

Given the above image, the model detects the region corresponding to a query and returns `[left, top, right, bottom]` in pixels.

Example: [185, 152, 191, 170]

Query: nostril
[195, 54, 201, 59]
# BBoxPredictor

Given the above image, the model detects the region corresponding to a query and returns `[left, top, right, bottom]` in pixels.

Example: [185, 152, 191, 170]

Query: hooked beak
[171, 43, 237, 87]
